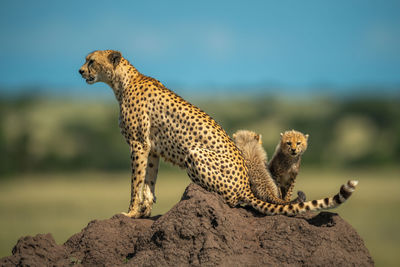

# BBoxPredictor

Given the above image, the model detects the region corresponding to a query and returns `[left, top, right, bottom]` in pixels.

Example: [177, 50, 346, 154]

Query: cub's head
[233, 130, 267, 163]
[280, 130, 309, 157]
[232, 130, 262, 148]
[79, 50, 122, 84]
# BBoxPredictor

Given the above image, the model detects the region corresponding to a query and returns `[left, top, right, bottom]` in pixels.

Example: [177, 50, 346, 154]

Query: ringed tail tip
[349, 180, 358, 186]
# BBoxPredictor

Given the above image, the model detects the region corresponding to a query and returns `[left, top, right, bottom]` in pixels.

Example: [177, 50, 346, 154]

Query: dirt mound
[1, 183, 373, 266]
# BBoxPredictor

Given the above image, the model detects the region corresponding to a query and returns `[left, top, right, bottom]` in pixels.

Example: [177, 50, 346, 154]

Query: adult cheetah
[79, 50, 358, 218]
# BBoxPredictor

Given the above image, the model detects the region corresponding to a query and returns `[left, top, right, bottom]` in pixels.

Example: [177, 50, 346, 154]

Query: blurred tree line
[0, 93, 399, 177]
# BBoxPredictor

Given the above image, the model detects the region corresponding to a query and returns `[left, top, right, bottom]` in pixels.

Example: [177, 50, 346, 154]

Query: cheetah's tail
[244, 180, 358, 216]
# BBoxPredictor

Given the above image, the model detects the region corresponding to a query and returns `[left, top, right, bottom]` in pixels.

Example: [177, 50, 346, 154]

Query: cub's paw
[289, 191, 307, 204]
[297, 190, 306, 202]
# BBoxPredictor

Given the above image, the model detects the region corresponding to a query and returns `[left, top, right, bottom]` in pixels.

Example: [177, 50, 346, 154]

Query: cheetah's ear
[305, 134, 309, 139]
[108, 51, 122, 68]
[232, 133, 237, 139]
[280, 132, 283, 137]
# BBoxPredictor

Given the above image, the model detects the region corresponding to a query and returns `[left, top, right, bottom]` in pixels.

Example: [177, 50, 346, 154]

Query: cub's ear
[255, 134, 262, 144]
[232, 133, 237, 140]
[305, 134, 309, 139]
[108, 51, 122, 68]
[280, 132, 283, 137]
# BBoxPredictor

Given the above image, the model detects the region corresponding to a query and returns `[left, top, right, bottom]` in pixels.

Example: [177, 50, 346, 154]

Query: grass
[297, 168, 400, 267]
[0, 167, 399, 266]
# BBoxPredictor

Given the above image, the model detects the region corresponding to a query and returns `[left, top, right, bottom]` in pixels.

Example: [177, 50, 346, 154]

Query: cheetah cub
[233, 130, 305, 204]
[268, 130, 308, 202]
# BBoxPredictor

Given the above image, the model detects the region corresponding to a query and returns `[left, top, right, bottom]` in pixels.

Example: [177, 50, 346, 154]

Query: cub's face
[280, 130, 309, 157]
[79, 50, 121, 84]
[232, 130, 262, 149]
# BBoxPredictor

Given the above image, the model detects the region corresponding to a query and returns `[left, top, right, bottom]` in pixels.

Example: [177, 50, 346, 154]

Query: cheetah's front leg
[122, 141, 150, 218]
[141, 152, 160, 217]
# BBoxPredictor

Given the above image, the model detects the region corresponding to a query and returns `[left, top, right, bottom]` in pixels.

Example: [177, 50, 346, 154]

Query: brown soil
[1, 183, 373, 266]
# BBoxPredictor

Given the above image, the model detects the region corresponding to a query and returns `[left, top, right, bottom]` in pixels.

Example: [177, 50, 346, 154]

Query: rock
[0, 183, 374, 266]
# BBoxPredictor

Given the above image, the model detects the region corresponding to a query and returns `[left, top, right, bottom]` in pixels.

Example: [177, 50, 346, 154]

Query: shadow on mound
[0, 183, 373, 266]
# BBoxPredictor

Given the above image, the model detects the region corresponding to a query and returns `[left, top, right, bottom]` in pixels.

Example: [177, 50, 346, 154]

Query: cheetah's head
[280, 130, 309, 157]
[79, 50, 122, 84]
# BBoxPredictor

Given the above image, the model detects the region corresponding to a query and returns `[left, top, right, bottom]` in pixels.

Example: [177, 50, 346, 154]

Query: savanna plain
[0, 95, 399, 266]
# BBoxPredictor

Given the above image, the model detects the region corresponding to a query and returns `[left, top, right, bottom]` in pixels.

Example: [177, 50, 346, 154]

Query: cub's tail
[244, 180, 358, 216]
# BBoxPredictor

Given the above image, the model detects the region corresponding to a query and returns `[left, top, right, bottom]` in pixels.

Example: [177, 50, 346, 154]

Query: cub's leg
[263, 190, 297, 205]
[122, 141, 150, 218]
[280, 179, 293, 202]
[141, 152, 160, 217]
[280, 175, 306, 203]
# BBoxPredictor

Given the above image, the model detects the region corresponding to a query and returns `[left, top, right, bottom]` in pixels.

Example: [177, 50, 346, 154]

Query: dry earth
[0, 183, 373, 266]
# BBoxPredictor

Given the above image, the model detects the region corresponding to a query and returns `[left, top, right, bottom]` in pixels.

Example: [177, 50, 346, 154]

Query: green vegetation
[0, 95, 399, 175]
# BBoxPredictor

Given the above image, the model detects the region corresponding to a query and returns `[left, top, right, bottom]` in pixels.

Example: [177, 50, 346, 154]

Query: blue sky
[0, 0, 399, 95]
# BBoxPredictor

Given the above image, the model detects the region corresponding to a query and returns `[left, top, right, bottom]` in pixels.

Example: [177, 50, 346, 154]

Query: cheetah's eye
[297, 142, 301, 145]
[286, 142, 292, 145]
[88, 59, 94, 66]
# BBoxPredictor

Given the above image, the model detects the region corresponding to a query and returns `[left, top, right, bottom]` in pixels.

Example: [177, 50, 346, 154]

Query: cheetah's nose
[79, 69, 84, 75]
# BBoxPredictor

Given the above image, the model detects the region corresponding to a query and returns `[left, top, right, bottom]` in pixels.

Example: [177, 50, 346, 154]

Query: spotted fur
[268, 130, 308, 202]
[79, 50, 358, 217]
[233, 130, 305, 204]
